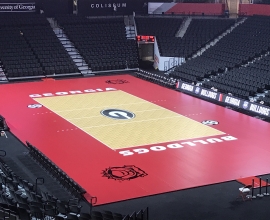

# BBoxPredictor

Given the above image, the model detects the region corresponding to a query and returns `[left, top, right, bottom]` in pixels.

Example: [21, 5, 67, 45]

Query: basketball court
[1, 74, 270, 205]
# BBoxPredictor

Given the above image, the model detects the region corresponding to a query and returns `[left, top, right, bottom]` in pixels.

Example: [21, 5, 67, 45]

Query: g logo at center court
[101, 109, 135, 120]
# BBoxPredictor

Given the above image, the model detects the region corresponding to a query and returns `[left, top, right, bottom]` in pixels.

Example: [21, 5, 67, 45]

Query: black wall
[0, 0, 73, 16]
[78, 0, 146, 16]
[0, 0, 174, 16]
[39, 0, 73, 16]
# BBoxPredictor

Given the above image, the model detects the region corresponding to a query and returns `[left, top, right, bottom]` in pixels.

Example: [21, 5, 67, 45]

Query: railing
[164, 57, 184, 71]
[145, 11, 224, 17]
[123, 207, 149, 220]
[133, 12, 138, 37]
[26, 141, 87, 198]
[0, 207, 16, 220]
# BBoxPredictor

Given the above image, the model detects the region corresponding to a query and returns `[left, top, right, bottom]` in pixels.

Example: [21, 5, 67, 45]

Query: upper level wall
[78, 0, 145, 16]
[239, 4, 270, 16]
[1, 1, 270, 18]
[0, 0, 72, 16]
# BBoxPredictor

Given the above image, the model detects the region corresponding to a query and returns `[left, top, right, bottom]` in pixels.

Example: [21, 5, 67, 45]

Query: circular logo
[28, 104, 42, 108]
[195, 87, 201, 94]
[201, 120, 219, 125]
[101, 109, 135, 120]
[243, 101, 249, 109]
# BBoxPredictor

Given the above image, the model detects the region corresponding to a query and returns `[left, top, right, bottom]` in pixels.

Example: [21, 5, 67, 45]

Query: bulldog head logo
[105, 79, 129, 84]
[102, 165, 147, 181]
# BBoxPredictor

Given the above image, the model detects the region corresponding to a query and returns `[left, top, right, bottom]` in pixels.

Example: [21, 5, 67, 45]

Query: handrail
[133, 12, 138, 37]
[2, 207, 10, 219]
[146, 10, 224, 17]
[86, 195, 97, 214]
[144, 207, 149, 220]
[164, 61, 169, 71]
[91, 196, 97, 205]
[169, 57, 179, 69]
[27, 141, 87, 197]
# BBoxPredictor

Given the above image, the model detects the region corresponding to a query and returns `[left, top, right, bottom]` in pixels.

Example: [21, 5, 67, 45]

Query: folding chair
[239, 184, 252, 201]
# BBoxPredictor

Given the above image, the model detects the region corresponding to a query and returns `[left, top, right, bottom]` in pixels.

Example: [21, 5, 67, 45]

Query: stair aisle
[53, 27, 93, 76]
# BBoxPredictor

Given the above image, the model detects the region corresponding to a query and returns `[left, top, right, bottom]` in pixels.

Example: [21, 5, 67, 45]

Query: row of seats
[202, 80, 251, 99]
[257, 0, 270, 4]
[136, 71, 177, 89]
[257, 96, 270, 106]
[0, 14, 80, 79]
[0, 156, 138, 220]
[56, 15, 139, 72]
[200, 50, 270, 100]
[158, 18, 236, 57]
[26, 142, 86, 199]
[89, 209, 148, 220]
[57, 15, 125, 26]
[135, 17, 236, 57]
[169, 16, 270, 101]
[135, 17, 183, 37]
[0, 157, 85, 220]
[0, 28, 43, 78]
[170, 57, 217, 83]
[0, 14, 48, 27]
[22, 26, 78, 75]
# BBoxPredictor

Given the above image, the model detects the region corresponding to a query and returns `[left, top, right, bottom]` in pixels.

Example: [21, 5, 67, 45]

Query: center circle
[100, 109, 135, 120]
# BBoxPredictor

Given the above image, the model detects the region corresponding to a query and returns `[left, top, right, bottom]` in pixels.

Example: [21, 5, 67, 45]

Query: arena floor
[1, 74, 270, 205]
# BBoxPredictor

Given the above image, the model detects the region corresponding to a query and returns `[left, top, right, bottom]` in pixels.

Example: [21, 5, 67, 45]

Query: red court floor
[1, 74, 270, 205]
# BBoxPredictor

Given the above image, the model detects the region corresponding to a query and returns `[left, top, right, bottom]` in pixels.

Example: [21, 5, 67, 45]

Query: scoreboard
[136, 35, 155, 43]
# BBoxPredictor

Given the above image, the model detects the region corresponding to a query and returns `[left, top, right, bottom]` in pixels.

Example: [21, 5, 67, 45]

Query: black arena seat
[55, 15, 139, 72]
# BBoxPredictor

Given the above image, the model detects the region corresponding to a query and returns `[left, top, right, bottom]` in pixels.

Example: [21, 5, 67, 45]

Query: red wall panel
[166, 3, 225, 16]
[239, 4, 270, 16]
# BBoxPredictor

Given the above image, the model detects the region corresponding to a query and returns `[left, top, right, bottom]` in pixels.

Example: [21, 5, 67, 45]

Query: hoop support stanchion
[252, 179, 256, 199]
[257, 178, 264, 197]
[264, 178, 269, 196]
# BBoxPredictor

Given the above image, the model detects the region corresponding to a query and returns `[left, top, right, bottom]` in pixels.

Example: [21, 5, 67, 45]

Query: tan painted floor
[35, 90, 224, 149]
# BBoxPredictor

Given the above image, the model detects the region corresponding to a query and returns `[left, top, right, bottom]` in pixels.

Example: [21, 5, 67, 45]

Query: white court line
[33, 99, 115, 151]
[66, 108, 165, 120]
[80, 115, 181, 129]
[33, 90, 224, 150]
[115, 133, 228, 150]
[54, 101, 147, 113]
[125, 91, 225, 135]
